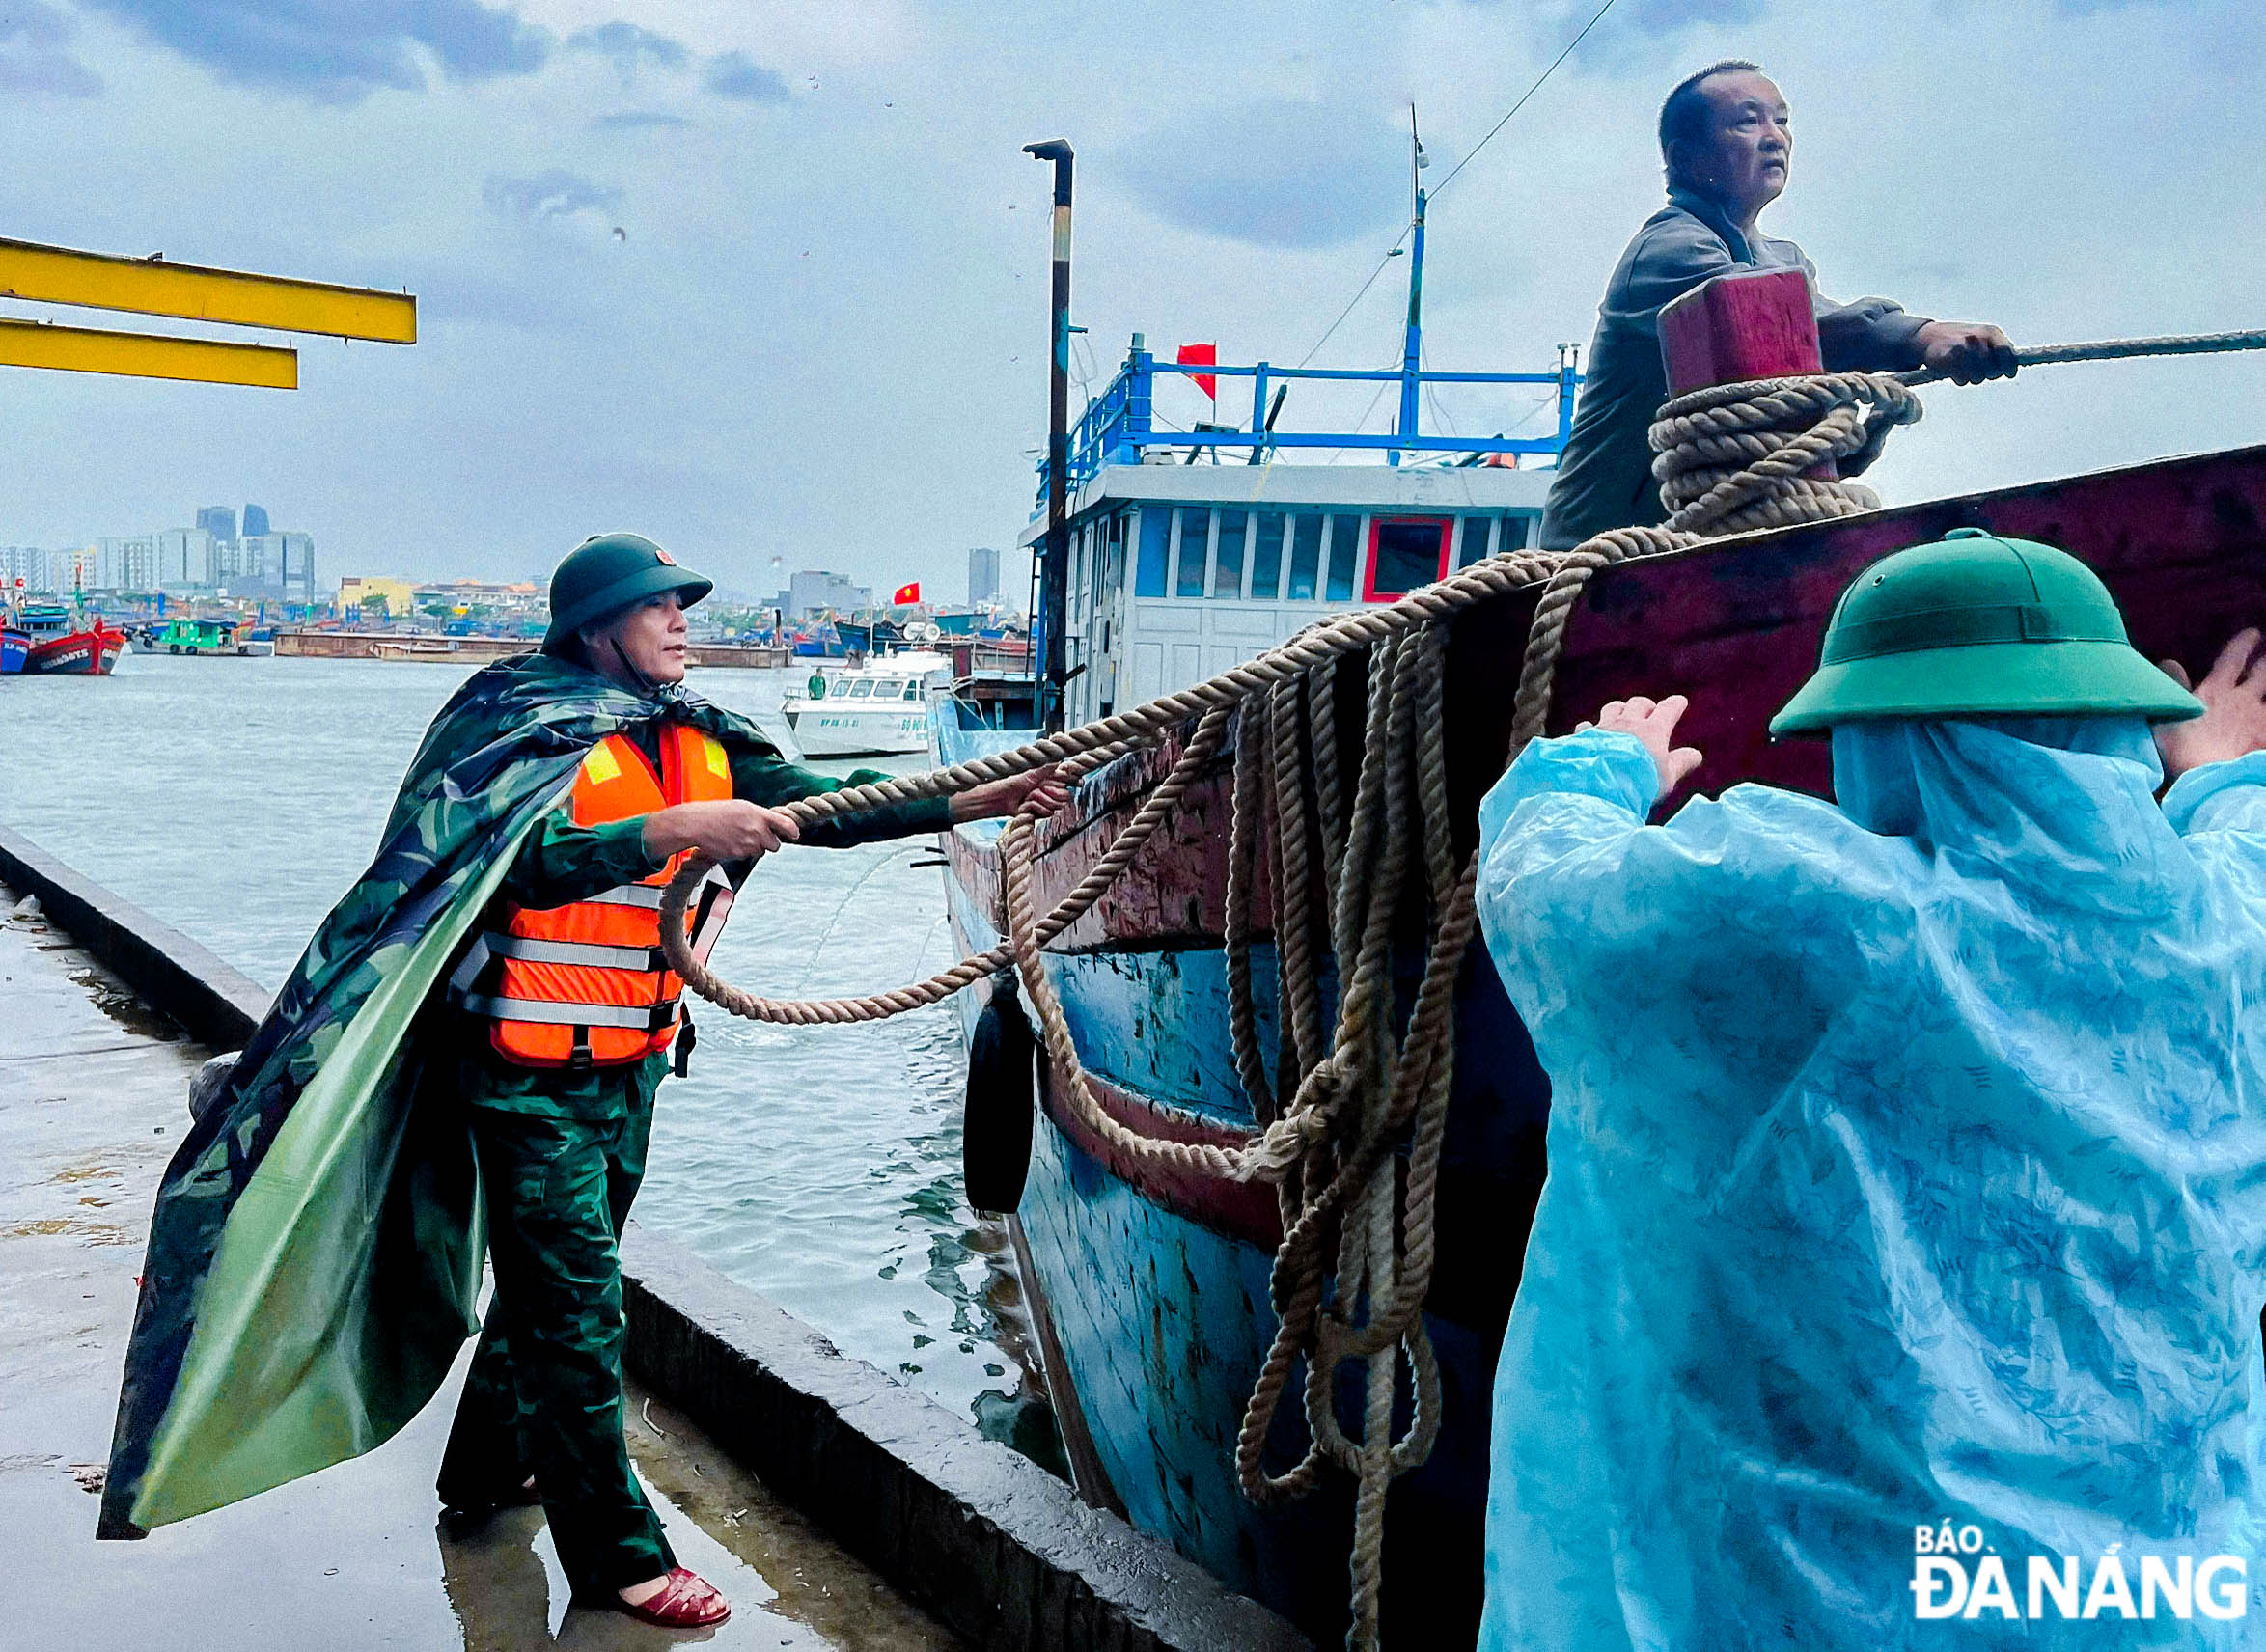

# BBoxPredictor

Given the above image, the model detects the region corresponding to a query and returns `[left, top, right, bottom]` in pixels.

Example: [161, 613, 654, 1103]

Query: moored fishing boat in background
[18, 600, 125, 675]
[783, 649, 955, 757]
[133, 617, 265, 657]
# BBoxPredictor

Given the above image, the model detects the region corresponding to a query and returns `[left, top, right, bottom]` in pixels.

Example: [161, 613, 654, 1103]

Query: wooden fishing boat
[906, 124, 2266, 1639]
[135, 617, 264, 657]
[937, 432, 2266, 1642]
[18, 602, 125, 675]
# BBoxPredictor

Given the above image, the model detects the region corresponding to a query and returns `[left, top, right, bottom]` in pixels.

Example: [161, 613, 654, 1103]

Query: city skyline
[0, 4, 2259, 601]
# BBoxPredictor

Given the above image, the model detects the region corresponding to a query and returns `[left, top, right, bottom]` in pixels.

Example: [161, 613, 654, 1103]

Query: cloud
[566, 21, 687, 87]
[483, 169, 622, 221]
[1607, 0, 1771, 35]
[0, 1, 100, 96]
[77, 0, 551, 102]
[592, 110, 691, 131]
[704, 50, 788, 102]
[1112, 99, 1406, 249]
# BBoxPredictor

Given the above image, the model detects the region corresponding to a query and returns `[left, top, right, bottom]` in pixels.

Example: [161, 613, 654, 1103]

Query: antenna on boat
[1394, 104, 1430, 468]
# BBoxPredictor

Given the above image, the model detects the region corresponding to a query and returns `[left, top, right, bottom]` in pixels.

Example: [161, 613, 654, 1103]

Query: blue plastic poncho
[1474, 719, 2266, 1649]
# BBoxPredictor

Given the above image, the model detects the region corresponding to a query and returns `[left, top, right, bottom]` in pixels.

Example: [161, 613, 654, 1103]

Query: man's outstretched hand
[951, 764, 1071, 823]
[2156, 628, 2266, 783]
[1916, 321, 2017, 386]
[1578, 695, 1704, 792]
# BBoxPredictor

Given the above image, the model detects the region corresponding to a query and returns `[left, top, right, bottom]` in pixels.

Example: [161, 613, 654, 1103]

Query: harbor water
[0, 654, 1039, 1446]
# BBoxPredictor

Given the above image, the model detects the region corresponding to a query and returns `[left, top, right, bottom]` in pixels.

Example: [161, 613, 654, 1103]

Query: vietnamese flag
[893, 581, 921, 605]
[1175, 343, 1218, 402]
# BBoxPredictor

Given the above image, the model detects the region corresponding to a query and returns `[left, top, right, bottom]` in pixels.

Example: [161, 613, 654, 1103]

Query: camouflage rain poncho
[99, 653, 801, 1537]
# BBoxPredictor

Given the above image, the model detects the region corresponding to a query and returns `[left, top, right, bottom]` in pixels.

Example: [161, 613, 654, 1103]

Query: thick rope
[660, 364, 1968, 1649]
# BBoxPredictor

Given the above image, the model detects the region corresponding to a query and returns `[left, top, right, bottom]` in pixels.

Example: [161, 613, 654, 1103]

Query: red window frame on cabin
[1363, 516, 1454, 601]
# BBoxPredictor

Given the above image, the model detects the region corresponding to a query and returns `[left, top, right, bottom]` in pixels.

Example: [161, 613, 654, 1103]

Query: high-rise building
[195, 505, 237, 544]
[95, 536, 160, 591]
[154, 528, 214, 588]
[0, 545, 53, 593]
[277, 531, 315, 600]
[241, 503, 270, 538]
[54, 547, 98, 592]
[211, 534, 252, 582]
[968, 546, 1001, 607]
[778, 570, 872, 619]
[238, 531, 317, 600]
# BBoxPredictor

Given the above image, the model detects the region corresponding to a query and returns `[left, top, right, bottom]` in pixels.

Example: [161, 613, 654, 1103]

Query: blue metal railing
[1046, 342, 1582, 500]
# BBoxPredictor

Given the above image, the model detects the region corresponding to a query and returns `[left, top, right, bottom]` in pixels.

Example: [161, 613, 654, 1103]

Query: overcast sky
[1, 0, 2261, 602]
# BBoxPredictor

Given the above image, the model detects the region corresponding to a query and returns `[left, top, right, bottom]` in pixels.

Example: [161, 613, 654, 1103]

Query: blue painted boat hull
[942, 849, 1546, 1642]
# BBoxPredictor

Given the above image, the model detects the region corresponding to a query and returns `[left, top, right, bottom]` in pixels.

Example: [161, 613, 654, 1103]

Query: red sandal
[607, 1568, 732, 1629]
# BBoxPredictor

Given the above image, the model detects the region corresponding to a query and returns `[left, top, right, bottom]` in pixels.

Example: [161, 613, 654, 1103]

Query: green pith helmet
[1770, 527, 2201, 736]
[541, 533, 714, 654]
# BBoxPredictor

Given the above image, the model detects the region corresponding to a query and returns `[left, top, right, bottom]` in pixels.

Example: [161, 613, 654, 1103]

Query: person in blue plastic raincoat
[1474, 526, 2266, 1648]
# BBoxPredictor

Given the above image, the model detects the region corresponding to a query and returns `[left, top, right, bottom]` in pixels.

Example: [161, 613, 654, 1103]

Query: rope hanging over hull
[660, 367, 1951, 1648]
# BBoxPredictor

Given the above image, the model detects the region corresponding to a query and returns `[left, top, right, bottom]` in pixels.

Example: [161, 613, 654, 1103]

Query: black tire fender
[963, 971, 1036, 1214]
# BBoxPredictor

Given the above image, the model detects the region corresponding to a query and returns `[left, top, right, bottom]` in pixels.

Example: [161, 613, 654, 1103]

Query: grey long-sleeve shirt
[1538, 188, 1932, 550]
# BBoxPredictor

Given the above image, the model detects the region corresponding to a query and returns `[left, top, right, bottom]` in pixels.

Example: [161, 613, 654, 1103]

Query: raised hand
[1577, 694, 1704, 791]
[2155, 628, 2266, 782]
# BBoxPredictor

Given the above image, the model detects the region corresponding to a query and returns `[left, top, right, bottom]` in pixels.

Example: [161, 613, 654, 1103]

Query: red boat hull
[23, 621, 125, 675]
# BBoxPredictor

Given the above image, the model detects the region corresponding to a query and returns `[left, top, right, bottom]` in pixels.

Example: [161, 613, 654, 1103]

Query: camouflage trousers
[436, 1095, 675, 1598]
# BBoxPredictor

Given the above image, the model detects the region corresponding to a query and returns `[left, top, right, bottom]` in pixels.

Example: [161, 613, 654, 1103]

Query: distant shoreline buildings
[4, 501, 314, 603]
[768, 569, 872, 620]
[1, 513, 1026, 642]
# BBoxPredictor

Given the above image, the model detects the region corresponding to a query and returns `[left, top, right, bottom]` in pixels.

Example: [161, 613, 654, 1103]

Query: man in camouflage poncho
[102, 535, 1059, 1628]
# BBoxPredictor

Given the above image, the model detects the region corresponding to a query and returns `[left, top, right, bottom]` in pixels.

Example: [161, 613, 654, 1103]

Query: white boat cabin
[782, 649, 956, 757]
[1020, 464, 1552, 727]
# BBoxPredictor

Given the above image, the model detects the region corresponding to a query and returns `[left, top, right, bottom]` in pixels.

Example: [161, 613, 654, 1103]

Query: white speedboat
[780, 650, 954, 757]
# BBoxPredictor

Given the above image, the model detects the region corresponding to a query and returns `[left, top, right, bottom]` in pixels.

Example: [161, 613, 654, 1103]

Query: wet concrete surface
[0, 889, 963, 1652]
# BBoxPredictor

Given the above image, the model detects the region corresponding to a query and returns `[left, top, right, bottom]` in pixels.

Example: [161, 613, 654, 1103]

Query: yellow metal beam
[0, 237, 414, 344]
[0, 318, 296, 389]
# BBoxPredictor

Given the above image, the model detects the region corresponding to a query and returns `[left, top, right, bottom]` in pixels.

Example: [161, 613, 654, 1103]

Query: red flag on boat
[1175, 343, 1218, 401]
[893, 581, 921, 605]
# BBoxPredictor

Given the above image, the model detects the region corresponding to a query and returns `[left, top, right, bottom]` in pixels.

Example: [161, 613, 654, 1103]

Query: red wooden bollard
[1658, 266, 1836, 478]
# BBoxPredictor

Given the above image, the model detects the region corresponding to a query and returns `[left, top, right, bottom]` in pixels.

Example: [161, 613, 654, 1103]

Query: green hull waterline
[129, 816, 541, 1529]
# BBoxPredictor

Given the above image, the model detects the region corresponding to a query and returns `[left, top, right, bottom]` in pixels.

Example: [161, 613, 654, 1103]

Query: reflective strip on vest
[463, 723, 739, 1068]
[457, 993, 679, 1031]
[484, 933, 668, 973]
[586, 862, 733, 911]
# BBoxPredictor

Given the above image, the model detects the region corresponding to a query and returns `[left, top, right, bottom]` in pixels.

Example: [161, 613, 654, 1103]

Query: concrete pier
[0, 892, 958, 1649]
[0, 832, 1308, 1651]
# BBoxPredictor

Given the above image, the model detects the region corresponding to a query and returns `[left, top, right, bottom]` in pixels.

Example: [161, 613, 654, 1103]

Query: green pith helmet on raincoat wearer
[1770, 526, 2203, 736]
[541, 533, 714, 655]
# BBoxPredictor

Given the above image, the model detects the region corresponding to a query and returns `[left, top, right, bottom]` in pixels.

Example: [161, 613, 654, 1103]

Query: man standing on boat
[101, 534, 1061, 1631]
[1540, 62, 2017, 550]
[1471, 528, 2266, 1645]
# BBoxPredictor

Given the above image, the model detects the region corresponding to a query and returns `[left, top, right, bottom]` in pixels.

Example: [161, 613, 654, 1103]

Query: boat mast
[1393, 106, 1429, 469]
[1025, 138, 1075, 734]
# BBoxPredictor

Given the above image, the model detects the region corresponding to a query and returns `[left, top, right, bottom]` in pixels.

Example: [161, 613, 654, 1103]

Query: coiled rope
[660, 329, 2266, 1649]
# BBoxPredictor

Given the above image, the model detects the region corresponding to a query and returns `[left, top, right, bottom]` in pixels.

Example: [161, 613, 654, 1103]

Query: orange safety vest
[451, 723, 737, 1068]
